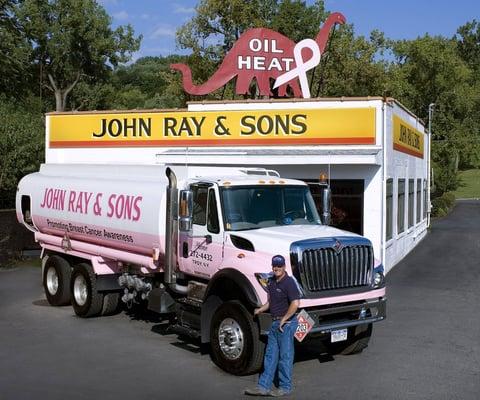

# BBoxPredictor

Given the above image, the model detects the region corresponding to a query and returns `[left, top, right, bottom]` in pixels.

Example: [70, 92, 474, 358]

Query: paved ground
[1, 200, 479, 400]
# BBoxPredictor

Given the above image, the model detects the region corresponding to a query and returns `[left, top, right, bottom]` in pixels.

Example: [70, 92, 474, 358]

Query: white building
[46, 97, 430, 272]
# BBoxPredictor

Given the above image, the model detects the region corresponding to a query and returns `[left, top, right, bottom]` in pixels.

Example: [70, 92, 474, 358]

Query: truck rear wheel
[70, 263, 104, 318]
[210, 301, 265, 375]
[43, 255, 71, 306]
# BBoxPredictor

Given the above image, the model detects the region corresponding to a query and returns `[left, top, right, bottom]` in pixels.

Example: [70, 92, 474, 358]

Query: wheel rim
[73, 274, 88, 306]
[218, 318, 244, 360]
[46, 267, 59, 295]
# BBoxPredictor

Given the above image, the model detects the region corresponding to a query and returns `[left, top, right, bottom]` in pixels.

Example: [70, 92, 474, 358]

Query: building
[45, 96, 430, 272]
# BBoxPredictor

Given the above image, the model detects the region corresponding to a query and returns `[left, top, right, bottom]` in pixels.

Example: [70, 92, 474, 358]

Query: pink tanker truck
[16, 163, 386, 375]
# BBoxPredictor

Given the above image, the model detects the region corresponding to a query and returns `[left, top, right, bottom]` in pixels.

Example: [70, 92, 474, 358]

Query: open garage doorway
[305, 179, 364, 235]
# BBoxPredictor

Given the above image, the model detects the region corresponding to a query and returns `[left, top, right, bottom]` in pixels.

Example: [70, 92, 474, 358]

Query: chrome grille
[300, 245, 373, 292]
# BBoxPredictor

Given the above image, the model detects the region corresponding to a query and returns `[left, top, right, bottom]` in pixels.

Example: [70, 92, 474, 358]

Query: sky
[98, 0, 480, 61]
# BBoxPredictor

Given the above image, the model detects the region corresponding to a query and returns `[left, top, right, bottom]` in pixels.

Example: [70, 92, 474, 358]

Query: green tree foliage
[106, 55, 189, 109]
[16, 0, 141, 111]
[314, 27, 389, 97]
[0, 0, 31, 94]
[0, 96, 44, 208]
[387, 33, 480, 192]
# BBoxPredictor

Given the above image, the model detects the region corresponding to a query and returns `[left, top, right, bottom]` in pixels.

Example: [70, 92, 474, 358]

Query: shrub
[431, 191, 456, 217]
[0, 97, 44, 209]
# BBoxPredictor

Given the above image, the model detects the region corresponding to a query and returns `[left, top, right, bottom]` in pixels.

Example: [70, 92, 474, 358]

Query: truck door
[178, 183, 224, 278]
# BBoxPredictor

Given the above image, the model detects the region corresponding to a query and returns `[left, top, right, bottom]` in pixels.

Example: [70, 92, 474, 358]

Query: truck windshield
[220, 185, 322, 231]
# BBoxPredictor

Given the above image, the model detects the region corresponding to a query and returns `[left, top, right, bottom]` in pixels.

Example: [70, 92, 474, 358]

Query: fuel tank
[16, 164, 171, 256]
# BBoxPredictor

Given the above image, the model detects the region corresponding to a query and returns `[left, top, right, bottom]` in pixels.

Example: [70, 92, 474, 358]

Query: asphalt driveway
[0, 200, 479, 400]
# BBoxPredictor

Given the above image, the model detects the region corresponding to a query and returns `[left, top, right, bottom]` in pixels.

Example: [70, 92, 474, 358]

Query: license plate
[331, 328, 348, 343]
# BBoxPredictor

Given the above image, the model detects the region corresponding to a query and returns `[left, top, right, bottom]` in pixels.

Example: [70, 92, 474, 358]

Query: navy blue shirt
[267, 274, 301, 318]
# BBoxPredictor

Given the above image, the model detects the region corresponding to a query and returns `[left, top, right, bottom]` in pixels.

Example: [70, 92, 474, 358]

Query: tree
[0, 96, 44, 209]
[16, 0, 141, 111]
[313, 26, 389, 97]
[0, 0, 31, 94]
[456, 20, 480, 72]
[103, 55, 189, 109]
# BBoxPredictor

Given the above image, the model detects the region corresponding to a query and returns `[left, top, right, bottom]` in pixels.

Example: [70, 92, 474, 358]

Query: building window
[386, 179, 393, 241]
[423, 179, 428, 219]
[416, 178, 421, 223]
[398, 179, 405, 234]
[408, 179, 414, 228]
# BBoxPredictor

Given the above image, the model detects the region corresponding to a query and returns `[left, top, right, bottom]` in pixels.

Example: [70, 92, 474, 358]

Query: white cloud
[141, 13, 150, 20]
[113, 10, 129, 20]
[143, 46, 172, 55]
[174, 5, 195, 14]
[151, 25, 176, 39]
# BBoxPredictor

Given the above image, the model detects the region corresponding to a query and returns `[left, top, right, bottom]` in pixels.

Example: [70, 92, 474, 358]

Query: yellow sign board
[48, 108, 376, 148]
[393, 115, 424, 158]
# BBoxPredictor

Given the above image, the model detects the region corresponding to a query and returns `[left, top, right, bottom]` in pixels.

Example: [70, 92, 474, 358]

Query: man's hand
[278, 300, 300, 332]
[254, 302, 269, 317]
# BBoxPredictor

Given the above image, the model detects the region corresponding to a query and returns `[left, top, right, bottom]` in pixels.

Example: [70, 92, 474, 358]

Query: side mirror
[179, 190, 193, 232]
[321, 185, 331, 225]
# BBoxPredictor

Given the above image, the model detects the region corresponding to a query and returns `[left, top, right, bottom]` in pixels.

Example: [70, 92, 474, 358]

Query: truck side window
[207, 189, 220, 234]
[192, 186, 208, 226]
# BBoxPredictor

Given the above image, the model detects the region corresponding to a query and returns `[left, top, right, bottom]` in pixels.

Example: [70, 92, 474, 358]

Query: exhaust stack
[165, 167, 178, 285]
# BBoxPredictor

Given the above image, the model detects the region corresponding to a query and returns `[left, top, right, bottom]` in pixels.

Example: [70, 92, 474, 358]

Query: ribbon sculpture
[273, 39, 321, 99]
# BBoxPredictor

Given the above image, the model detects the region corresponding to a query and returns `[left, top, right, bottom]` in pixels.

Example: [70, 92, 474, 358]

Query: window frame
[398, 179, 405, 234]
[408, 179, 415, 229]
[386, 178, 393, 241]
[207, 187, 220, 234]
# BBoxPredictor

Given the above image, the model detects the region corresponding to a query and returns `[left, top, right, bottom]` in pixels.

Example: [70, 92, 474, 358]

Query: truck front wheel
[43, 255, 71, 306]
[70, 263, 104, 318]
[210, 301, 265, 375]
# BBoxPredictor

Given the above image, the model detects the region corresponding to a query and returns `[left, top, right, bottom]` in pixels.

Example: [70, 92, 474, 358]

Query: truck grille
[291, 238, 374, 293]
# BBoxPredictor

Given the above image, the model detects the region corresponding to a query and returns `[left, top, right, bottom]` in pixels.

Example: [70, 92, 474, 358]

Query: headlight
[372, 264, 385, 287]
[254, 272, 273, 292]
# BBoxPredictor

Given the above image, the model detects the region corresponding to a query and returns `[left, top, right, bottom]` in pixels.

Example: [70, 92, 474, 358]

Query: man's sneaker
[244, 386, 271, 396]
[270, 388, 291, 397]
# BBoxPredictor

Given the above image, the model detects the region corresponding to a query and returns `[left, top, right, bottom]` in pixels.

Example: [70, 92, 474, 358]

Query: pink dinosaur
[171, 12, 346, 97]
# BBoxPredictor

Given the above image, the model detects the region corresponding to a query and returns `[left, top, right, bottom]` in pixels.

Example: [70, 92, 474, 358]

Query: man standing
[245, 255, 300, 397]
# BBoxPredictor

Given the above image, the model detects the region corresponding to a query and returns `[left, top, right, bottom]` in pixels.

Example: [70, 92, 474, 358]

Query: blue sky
[99, 0, 480, 60]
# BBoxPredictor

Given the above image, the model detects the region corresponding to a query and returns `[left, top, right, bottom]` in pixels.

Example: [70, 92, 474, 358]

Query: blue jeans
[258, 319, 298, 392]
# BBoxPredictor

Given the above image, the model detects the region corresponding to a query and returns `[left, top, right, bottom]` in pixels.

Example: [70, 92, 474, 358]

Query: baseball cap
[271, 255, 286, 267]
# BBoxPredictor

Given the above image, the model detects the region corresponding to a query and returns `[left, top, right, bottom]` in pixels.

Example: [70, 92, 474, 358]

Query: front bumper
[258, 296, 386, 336]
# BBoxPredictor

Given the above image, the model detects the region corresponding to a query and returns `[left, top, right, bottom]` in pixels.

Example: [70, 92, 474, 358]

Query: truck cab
[167, 170, 386, 374]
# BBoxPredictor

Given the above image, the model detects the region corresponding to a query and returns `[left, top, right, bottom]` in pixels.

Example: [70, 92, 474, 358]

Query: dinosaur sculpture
[171, 12, 346, 98]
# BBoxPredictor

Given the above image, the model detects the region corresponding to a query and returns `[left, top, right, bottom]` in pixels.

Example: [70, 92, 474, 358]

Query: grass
[0, 257, 41, 270]
[455, 169, 480, 199]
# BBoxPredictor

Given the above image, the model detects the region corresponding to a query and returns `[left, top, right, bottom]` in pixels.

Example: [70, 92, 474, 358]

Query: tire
[330, 323, 373, 355]
[42, 255, 71, 306]
[70, 263, 104, 318]
[101, 292, 120, 316]
[210, 301, 265, 375]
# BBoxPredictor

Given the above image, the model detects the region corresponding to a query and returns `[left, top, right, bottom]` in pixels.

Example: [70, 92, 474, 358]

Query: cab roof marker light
[269, 180, 276, 184]
[258, 180, 266, 184]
